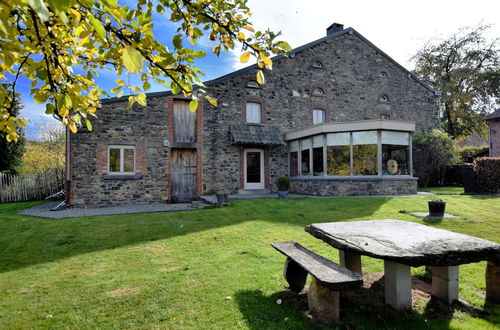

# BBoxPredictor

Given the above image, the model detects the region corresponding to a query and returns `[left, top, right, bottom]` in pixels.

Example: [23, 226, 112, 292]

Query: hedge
[473, 157, 500, 193]
[458, 145, 489, 163]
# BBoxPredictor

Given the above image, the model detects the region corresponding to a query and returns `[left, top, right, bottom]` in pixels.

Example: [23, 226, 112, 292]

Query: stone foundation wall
[290, 177, 418, 196]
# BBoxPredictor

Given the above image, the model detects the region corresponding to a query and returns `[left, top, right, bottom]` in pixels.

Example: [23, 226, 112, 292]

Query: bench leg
[430, 266, 459, 304]
[307, 277, 340, 324]
[339, 250, 362, 275]
[283, 257, 308, 293]
[384, 260, 412, 310]
[486, 261, 500, 304]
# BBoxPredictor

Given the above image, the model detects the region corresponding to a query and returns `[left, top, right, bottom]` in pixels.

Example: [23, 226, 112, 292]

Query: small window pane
[246, 81, 259, 88]
[312, 61, 323, 68]
[301, 138, 311, 150]
[381, 131, 409, 146]
[352, 131, 377, 145]
[327, 146, 350, 175]
[353, 144, 377, 175]
[301, 149, 310, 175]
[313, 147, 324, 175]
[246, 103, 261, 123]
[109, 148, 120, 172]
[383, 145, 409, 175]
[313, 135, 324, 147]
[327, 133, 350, 146]
[312, 109, 325, 124]
[312, 88, 324, 96]
[123, 148, 135, 172]
[290, 151, 298, 177]
[290, 140, 299, 152]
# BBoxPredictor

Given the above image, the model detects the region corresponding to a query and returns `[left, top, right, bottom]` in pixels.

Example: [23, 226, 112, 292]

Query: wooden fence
[0, 169, 64, 203]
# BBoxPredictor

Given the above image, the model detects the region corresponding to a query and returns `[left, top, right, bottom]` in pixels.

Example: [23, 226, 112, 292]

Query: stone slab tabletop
[305, 219, 500, 267]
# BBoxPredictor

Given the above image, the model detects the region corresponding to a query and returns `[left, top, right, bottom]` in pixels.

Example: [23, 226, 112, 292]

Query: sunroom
[284, 119, 418, 196]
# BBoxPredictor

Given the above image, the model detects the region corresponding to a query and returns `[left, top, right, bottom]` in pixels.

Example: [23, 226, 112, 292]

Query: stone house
[66, 23, 439, 207]
[485, 108, 500, 157]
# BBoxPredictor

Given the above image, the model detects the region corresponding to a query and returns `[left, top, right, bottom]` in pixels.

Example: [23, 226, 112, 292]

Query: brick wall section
[488, 120, 500, 157]
[96, 144, 107, 175]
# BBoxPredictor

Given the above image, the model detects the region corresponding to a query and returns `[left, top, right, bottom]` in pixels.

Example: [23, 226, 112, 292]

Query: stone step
[238, 189, 270, 195]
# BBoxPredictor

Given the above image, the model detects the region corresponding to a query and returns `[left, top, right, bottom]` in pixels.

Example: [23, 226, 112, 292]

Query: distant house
[485, 108, 500, 157]
[66, 23, 440, 208]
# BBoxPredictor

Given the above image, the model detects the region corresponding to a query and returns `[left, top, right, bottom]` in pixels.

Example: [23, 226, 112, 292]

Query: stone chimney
[326, 23, 344, 35]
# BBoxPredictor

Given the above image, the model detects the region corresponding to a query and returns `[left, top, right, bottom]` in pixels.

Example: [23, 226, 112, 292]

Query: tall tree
[412, 24, 499, 139]
[0, 0, 291, 141]
[0, 85, 25, 174]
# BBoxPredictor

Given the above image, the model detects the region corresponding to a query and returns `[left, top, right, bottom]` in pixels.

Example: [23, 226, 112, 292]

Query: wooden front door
[244, 148, 265, 189]
[171, 149, 197, 202]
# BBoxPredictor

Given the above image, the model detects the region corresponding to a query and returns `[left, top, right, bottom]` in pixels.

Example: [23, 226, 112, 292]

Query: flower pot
[428, 201, 446, 217]
[278, 190, 289, 199]
[216, 193, 227, 205]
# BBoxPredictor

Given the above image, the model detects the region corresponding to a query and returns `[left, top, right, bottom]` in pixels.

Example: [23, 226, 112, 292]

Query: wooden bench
[272, 241, 363, 323]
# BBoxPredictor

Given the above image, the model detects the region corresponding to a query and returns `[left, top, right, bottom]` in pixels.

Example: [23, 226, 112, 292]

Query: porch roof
[230, 124, 284, 146]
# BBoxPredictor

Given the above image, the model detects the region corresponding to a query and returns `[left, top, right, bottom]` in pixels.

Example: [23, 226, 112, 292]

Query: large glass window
[352, 131, 377, 175]
[108, 146, 135, 174]
[246, 102, 261, 123]
[312, 109, 325, 125]
[326, 133, 350, 175]
[289, 141, 299, 177]
[382, 131, 410, 175]
[301, 138, 311, 175]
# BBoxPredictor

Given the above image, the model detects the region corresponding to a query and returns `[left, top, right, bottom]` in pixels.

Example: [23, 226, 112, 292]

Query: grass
[0, 195, 499, 329]
[418, 186, 465, 195]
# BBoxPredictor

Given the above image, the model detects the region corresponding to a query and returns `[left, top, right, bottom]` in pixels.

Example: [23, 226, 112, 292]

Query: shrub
[412, 130, 459, 187]
[275, 175, 290, 191]
[458, 145, 489, 163]
[473, 157, 500, 193]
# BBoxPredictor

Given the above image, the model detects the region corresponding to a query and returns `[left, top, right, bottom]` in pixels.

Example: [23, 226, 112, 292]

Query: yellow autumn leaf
[205, 95, 217, 107]
[243, 25, 254, 32]
[137, 93, 147, 106]
[122, 47, 144, 73]
[256, 70, 265, 85]
[237, 32, 245, 41]
[189, 99, 198, 112]
[263, 57, 272, 69]
[240, 51, 250, 63]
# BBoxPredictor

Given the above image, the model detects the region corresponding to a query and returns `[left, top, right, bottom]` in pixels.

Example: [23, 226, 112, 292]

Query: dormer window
[311, 61, 323, 69]
[379, 94, 389, 103]
[379, 71, 388, 78]
[312, 88, 325, 96]
[246, 80, 260, 88]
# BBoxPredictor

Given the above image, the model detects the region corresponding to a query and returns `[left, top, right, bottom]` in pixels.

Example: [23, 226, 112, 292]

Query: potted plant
[428, 198, 446, 217]
[276, 175, 291, 199]
[216, 190, 227, 205]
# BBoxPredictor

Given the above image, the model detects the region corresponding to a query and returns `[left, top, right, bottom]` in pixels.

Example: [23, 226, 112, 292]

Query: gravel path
[18, 201, 200, 219]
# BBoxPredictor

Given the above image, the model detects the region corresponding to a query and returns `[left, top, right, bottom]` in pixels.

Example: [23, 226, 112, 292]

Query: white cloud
[228, 0, 500, 71]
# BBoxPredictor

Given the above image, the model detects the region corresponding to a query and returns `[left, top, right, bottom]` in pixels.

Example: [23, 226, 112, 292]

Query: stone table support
[307, 277, 340, 324]
[283, 257, 308, 293]
[430, 266, 459, 304]
[384, 260, 412, 310]
[486, 261, 500, 304]
[339, 250, 362, 275]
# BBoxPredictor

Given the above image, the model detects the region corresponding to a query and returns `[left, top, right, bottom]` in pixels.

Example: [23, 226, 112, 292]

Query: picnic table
[305, 219, 500, 310]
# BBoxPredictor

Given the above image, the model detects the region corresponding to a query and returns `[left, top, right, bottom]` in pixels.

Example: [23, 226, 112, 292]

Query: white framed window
[246, 102, 261, 123]
[108, 145, 135, 174]
[312, 109, 325, 124]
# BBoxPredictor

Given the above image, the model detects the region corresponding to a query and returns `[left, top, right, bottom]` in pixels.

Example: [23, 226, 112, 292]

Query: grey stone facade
[68, 26, 438, 207]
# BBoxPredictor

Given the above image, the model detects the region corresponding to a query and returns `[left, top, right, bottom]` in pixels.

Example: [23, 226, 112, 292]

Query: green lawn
[0, 196, 499, 329]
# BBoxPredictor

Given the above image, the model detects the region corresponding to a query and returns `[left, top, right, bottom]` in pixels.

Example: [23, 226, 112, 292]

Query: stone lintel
[384, 260, 412, 310]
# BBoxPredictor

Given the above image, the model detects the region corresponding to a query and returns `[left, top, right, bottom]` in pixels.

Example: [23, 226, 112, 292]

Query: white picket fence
[0, 169, 64, 203]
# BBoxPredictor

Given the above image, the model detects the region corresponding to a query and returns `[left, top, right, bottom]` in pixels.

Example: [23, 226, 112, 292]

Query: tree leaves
[88, 16, 106, 40]
[28, 0, 50, 22]
[256, 70, 265, 85]
[240, 51, 250, 63]
[189, 99, 198, 112]
[122, 47, 144, 73]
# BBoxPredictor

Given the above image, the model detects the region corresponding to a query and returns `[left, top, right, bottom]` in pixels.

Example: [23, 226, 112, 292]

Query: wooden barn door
[173, 100, 196, 143]
[171, 149, 197, 202]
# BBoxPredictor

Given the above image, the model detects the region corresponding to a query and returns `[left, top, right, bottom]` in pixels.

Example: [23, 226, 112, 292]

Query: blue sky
[8, 0, 500, 139]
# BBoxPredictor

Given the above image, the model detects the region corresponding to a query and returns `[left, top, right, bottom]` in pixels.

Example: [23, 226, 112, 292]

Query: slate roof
[101, 26, 436, 105]
[485, 108, 500, 121]
[230, 124, 284, 145]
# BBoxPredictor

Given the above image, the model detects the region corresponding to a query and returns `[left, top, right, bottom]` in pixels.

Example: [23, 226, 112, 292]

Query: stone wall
[488, 119, 500, 157]
[290, 177, 418, 196]
[69, 28, 438, 206]
[69, 96, 170, 207]
[201, 30, 438, 193]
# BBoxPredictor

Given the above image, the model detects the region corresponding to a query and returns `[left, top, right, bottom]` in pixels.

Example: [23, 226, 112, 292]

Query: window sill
[102, 174, 142, 180]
